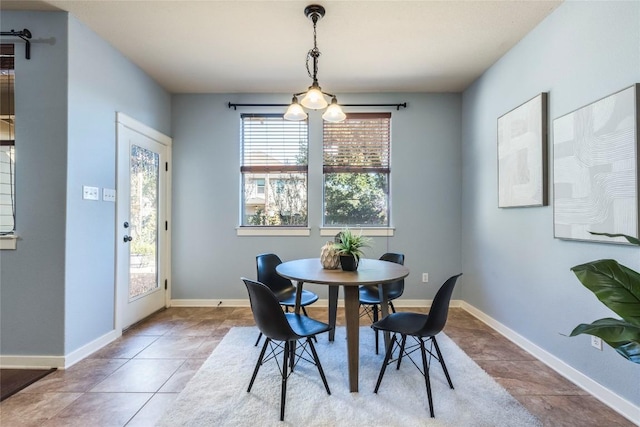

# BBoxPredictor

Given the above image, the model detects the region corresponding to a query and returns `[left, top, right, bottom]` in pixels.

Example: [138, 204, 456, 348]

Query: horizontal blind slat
[323, 113, 391, 169]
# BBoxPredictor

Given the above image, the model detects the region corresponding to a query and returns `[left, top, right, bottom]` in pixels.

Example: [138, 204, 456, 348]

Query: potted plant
[569, 232, 640, 364]
[333, 228, 372, 271]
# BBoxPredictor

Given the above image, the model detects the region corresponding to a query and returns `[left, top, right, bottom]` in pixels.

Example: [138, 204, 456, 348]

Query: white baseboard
[63, 329, 121, 369]
[0, 329, 121, 370]
[460, 301, 640, 425]
[0, 355, 66, 369]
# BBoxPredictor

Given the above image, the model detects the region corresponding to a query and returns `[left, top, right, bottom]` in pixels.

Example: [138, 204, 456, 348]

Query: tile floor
[0, 307, 634, 426]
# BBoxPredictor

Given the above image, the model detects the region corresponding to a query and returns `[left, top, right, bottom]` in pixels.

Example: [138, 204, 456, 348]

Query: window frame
[322, 112, 392, 229]
[239, 114, 310, 232]
[0, 43, 16, 247]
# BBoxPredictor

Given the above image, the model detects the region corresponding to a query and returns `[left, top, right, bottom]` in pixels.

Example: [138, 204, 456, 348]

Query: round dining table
[276, 257, 410, 392]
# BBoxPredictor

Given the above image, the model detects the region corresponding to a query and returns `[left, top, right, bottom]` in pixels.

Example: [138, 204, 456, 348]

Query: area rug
[158, 327, 541, 426]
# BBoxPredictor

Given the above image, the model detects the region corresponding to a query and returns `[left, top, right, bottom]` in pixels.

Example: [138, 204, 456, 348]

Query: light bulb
[284, 97, 308, 121]
[300, 87, 328, 110]
[322, 98, 346, 122]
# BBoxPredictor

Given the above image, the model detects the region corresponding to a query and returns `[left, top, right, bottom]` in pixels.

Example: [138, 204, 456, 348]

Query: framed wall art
[497, 92, 548, 208]
[553, 84, 640, 244]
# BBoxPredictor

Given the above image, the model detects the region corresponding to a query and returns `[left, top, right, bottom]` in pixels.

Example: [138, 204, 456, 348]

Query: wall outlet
[422, 273, 429, 283]
[103, 188, 117, 202]
[591, 336, 603, 351]
[82, 185, 99, 201]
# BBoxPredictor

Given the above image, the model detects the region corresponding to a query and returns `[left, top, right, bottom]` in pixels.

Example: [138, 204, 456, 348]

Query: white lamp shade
[300, 88, 328, 110]
[322, 102, 346, 122]
[284, 102, 308, 121]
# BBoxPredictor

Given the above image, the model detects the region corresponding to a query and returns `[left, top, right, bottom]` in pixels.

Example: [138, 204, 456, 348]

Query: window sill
[320, 227, 395, 237]
[0, 234, 18, 250]
[237, 227, 311, 237]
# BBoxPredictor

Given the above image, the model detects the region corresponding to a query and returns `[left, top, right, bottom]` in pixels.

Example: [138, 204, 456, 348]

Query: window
[323, 113, 391, 227]
[0, 44, 15, 234]
[241, 114, 308, 226]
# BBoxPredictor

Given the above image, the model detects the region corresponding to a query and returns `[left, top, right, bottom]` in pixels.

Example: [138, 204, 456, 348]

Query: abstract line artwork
[498, 93, 548, 208]
[553, 84, 639, 244]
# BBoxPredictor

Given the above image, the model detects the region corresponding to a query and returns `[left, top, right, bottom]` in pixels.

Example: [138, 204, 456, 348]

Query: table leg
[294, 281, 304, 314]
[328, 285, 339, 341]
[378, 284, 391, 350]
[344, 285, 360, 393]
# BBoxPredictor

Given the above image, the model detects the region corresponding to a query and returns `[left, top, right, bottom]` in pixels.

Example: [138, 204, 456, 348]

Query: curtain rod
[0, 29, 32, 59]
[228, 102, 407, 111]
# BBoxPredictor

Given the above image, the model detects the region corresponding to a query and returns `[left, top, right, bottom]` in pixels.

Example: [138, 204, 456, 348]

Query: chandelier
[284, 4, 346, 123]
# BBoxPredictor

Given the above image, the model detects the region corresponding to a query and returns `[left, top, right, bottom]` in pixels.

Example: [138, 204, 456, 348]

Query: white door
[116, 113, 171, 330]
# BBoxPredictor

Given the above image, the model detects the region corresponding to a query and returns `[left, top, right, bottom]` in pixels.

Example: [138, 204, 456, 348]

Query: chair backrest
[379, 252, 405, 296]
[256, 253, 295, 294]
[242, 278, 295, 342]
[419, 273, 462, 336]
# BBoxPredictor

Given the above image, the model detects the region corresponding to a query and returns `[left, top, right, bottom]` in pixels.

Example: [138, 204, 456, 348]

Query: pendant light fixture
[284, 4, 346, 123]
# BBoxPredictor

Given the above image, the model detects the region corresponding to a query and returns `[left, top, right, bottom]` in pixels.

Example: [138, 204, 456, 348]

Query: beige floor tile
[159, 359, 207, 392]
[134, 335, 207, 359]
[90, 359, 184, 393]
[476, 360, 588, 396]
[21, 359, 127, 393]
[88, 335, 159, 359]
[41, 392, 152, 427]
[515, 394, 637, 427]
[0, 392, 82, 426]
[126, 392, 179, 427]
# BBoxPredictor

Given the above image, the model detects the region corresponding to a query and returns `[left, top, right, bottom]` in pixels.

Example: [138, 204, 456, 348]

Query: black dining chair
[359, 252, 405, 354]
[242, 278, 331, 422]
[372, 273, 462, 418]
[254, 253, 320, 346]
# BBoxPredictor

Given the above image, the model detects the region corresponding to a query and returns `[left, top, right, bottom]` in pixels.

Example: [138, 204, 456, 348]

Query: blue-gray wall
[0, 11, 69, 356]
[0, 11, 171, 357]
[170, 93, 463, 301]
[461, 1, 640, 405]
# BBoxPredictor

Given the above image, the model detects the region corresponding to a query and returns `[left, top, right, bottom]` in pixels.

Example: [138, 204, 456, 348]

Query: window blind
[241, 114, 308, 173]
[323, 113, 391, 173]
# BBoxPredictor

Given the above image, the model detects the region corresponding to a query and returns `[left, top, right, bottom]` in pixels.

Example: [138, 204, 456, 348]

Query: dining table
[276, 257, 410, 392]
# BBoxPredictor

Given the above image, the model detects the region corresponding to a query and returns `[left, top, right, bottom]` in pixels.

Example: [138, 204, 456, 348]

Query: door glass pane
[129, 144, 159, 300]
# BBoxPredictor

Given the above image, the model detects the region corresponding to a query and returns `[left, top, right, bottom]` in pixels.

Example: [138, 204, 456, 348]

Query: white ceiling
[2, 1, 562, 94]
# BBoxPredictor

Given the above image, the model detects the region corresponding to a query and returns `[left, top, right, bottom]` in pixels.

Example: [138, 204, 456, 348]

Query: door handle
[123, 235, 133, 243]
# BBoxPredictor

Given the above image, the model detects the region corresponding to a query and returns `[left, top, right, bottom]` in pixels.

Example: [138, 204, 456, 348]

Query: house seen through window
[241, 114, 308, 226]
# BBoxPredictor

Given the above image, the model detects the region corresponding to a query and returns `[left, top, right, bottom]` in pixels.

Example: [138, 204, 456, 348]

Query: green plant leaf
[588, 231, 640, 246]
[571, 259, 640, 326]
[569, 318, 640, 363]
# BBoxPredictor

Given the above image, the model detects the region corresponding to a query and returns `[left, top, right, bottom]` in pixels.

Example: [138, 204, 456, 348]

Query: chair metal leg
[419, 338, 435, 418]
[254, 332, 263, 347]
[289, 340, 296, 372]
[281, 340, 289, 421]
[248, 338, 270, 392]
[396, 334, 407, 370]
[432, 337, 454, 389]
[307, 337, 331, 395]
[373, 304, 379, 354]
[374, 334, 397, 393]
[389, 300, 396, 313]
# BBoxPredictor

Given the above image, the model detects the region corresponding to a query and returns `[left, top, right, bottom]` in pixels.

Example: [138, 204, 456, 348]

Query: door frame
[115, 112, 172, 332]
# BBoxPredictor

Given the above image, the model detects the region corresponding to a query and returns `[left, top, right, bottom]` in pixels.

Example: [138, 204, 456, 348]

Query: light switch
[82, 185, 99, 201]
[103, 188, 116, 202]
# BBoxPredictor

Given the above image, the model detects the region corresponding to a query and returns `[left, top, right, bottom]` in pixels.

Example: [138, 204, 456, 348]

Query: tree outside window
[323, 113, 391, 227]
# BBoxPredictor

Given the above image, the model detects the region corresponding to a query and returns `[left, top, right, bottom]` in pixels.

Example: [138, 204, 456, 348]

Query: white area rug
[158, 327, 541, 426]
